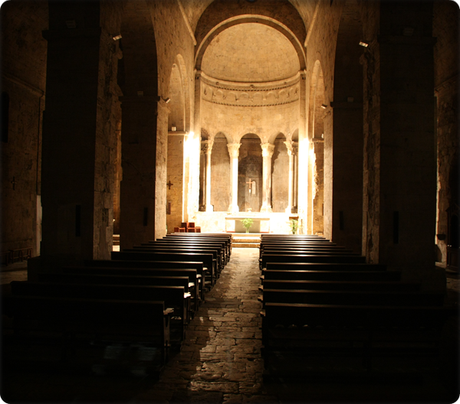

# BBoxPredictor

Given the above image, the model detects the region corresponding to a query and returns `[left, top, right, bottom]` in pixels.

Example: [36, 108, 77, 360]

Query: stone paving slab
[131, 248, 275, 403]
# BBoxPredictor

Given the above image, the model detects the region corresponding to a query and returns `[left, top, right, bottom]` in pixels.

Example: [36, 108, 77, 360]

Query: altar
[225, 214, 271, 233]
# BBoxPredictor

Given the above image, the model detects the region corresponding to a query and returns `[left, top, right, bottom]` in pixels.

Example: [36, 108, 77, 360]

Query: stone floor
[1, 249, 459, 403]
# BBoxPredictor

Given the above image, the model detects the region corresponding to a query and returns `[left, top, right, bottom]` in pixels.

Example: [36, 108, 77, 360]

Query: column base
[228, 205, 239, 214]
[260, 204, 272, 213]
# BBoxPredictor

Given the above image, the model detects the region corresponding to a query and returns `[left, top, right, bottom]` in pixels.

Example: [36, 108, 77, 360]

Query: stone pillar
[205, 139, 214, 212]
[293, 142, 299, 212]
[362, 2, 441, 289]
[227, 143, 241, 213]
[260, 143, 275, 213]
[284, 140, 294, 213]
[119, 96, 158, 249]
[39, 1, 122, 267]
[199, 141, 206, 211]
[155, 99, 170, 240]
[297, 70, 308, 233]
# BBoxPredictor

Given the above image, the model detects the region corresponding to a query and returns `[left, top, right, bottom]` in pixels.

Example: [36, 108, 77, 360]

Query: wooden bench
[10, 281, 190, 343]
[3, 295, 171, 372]
[38, 272, 199, 313]
[112, 251, 216, 287]
[84, 260, 205, 302]
[58, 266, 204, 311]
[167, 233, 232, 258]
[159, 235, 232, 261]
[265, 262, 387, 271]
[131, 244, 223, 275]
[149, 240, 229, 265]
[261, 302, 456, 376]
[260, 279, 421, 292]
[260, 254, 366, 270]
[262, 269, 402, 282]
[260, 288, 446, 307]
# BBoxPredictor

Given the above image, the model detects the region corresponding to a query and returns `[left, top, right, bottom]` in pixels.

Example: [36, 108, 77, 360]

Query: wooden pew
[166, 234, 231, 256]
[150, 240, 229, 265]
[112, 251, 216, 287]
[260, 289, 446, 307]
[262, 269, 402, 282]
[130, 244, 223, 275]
[39, 272, 199, 313]
[260, 253, 366, 270]
[166, 233, 232, 259]
[62, 264, 203, 306]
[260, 279, 421, 292]
[159, 236, 231, 262]
[4, 295, 171, 372]
[265, 262, 387, 271]
[84, 260, 205, 301]
[39, 272, 196, 309]
[10, 281, 190, 343]
[261, 302, 456, 376]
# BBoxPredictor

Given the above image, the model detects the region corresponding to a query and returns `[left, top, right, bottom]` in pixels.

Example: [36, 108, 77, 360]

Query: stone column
[39, 1, 122, 266]
[205, 139, 214, 212]
[260, 143, 275, 213]
[227, 143, 241, 213]
[284, 140, 294, 213]
[199, 141, 206, 211]
[293, 142, 299, 212]
[362, 2, 440, 289]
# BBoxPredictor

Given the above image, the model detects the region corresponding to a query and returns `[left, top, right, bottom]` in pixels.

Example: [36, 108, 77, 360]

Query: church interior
[1, 0, 459, 402]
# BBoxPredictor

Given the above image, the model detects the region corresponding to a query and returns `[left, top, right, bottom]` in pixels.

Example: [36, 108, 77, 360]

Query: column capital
[284, 140, 293, 155]
[201, 139, 214, 154]
[292, 142, 298, 155]
[261, 142, 275, 158]
[227, 143, 241, 159]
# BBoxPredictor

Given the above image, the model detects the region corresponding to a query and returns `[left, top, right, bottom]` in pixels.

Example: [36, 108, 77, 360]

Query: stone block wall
[1, 1, 48, 261]
[434, 0, 459, 265]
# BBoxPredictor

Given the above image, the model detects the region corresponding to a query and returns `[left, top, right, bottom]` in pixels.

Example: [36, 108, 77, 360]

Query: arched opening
[166, 57, 188, 233]
[211, 133, 230, 212]
[308, 61, 326, 235]
[195, 15, 305, 233]
[238, 134, 262, 213]
[272, 133, 289, 213]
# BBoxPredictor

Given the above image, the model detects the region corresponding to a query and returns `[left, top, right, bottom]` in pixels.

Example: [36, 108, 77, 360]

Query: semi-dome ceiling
[201, 23, 300, 83]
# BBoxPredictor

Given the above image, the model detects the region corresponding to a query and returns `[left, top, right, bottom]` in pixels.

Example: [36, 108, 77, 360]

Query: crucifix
[246, 178, 256, 195]
[11, 176, 15, 190]
[167, 181, 173, 190]
[246, 178, 252, 194]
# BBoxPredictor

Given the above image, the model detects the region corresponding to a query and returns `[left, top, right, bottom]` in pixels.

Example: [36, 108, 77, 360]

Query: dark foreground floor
[1, 248, 459, 404]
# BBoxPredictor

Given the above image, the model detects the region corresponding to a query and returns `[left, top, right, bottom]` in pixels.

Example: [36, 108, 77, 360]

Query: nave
[1, 244, 459, 404]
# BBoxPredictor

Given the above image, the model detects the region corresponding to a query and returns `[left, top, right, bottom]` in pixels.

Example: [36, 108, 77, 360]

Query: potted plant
[241, 218, 254, 233]
[289, 219, 299, 234]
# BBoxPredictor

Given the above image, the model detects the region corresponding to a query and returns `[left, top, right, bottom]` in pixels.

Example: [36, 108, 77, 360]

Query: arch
[167, 54, 191, 133]
[308, 60, 326, 141]
[307, 60, 326, 235]
[210, 133, 230, 211]
[195, 15, 306, 73]
[238, 133, 262, 212]
[272, 133, 289, 212]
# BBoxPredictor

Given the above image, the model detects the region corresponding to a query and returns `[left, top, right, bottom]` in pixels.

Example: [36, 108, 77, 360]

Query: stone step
[232, 243, 260, 249]
[231, 233, 261, 249]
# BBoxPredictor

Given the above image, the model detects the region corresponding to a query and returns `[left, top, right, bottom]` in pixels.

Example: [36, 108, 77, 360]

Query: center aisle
[133, 247, 277, 403]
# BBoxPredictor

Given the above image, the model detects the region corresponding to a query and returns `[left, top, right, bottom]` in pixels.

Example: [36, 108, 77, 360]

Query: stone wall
[211, 135, 230, 212]
[434, 0, 459, 265]
[1, 1, 48, 261]
[167, 134, 185, 232]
